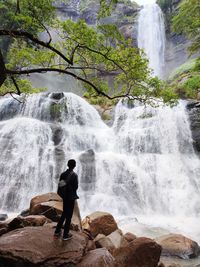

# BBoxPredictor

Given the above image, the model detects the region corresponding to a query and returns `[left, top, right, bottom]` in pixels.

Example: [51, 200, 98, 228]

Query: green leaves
[0, 0, 178, 105]
[172, 0, 200, 54]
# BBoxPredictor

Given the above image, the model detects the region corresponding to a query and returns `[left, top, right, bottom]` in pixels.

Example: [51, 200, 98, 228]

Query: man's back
[60, 169, 79, 201]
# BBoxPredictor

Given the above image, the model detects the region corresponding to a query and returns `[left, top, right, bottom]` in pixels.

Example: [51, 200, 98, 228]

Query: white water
[136, 0, 166, 78]
[0, 93, 200, 244]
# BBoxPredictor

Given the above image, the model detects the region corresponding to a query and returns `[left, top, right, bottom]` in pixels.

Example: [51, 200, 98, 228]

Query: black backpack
[57, 171, 73, 199]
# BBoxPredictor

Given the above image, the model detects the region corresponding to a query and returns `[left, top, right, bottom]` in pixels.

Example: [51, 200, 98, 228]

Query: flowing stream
[0, 93, 200, 244]
[136, 0, 166, 78]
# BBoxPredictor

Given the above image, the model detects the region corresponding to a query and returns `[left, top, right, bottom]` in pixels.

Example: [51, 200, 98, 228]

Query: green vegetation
[169, 59, 197, 81]
[172, 0, 200, 54]
[169, 57, 200, 99]
[0, 0, 178, 106]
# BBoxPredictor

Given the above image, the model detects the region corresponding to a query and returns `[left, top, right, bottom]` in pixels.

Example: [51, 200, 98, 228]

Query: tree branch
[6, 67, 131, 100]
[0, 29, 72, 64]
[0, 49, 7, 87]
[10, 76, 21, 95]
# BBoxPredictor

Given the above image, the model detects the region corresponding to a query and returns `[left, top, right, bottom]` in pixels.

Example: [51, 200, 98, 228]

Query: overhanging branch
[0, 29, 72, 65]
[6, 67, 131, 100]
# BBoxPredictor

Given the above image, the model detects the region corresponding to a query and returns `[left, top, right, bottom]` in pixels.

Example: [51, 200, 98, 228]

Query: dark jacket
[59, 169, 79, 201]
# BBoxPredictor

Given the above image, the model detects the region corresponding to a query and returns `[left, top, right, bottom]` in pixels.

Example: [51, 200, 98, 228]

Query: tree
[172, 0, 200, 54]
[0, 0, 177, 105]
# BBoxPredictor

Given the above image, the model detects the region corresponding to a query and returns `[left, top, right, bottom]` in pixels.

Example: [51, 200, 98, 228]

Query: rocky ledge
[0, 192, 199, 267]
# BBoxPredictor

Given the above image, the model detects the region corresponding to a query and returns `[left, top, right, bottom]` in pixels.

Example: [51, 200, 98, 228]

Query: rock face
[8, 215, 51, 231]
[30, 192, 82, 230]
[0, 226, 89, 267]
[156, 234, 200, 259]
[82, 211, 118, 237]
[77, 248, 115, 267]
[113, 237, 162, 267]
[186, 101, 200, 152]
[0, 214, 8, 221]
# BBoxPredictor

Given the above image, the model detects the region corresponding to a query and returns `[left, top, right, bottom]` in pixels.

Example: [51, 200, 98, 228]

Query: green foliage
[0, 0, 178, 105]
[168, 58, 197, 80]
[181, 75, 200, 98]
[1, 77, 46, 95]
[172, 0, 200, 54]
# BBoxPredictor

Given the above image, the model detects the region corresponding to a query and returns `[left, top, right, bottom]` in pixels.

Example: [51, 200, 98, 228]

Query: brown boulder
[30, 199, 63, 222]
[8, 215, 51, 231]
[30, 193, 82, 230]
[113, 237, 162, 267]
[95, 235, 115, 253]
[77, 248, 115, 267]
[30, 192, 61, 210]
[0, 225, 89, 267]
[156, 234, 200, 259]
[124, 232, 137, 243]
[82, 211, 118, 237]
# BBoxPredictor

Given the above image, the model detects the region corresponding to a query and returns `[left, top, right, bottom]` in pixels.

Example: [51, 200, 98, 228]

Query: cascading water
[136, 0, 166, 78]
[0, 93, 200, 243]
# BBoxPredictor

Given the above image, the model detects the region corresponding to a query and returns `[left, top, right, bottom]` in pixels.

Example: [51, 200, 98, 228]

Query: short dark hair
[68, 159, 76, 169]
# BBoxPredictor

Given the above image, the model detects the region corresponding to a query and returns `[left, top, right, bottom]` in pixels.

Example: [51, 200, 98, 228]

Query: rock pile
[0, 192, 199, 267]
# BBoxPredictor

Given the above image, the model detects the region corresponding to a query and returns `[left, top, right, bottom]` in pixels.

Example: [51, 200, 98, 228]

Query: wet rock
[0, 214, 8, 221]
[82, 211, 118, 238]
[51, 126, 63, 146]
[113, 237, 162, 267]
[79, 149, 96, 191]
[19, 209, 30, 217]
[50, 92, 64, 100]
[186, 101, 200, 152]
[77, 248, 115, 267]
[0, 226, 89, 267]
[0, 221, 8, 237]
[156, 234, 200, 259]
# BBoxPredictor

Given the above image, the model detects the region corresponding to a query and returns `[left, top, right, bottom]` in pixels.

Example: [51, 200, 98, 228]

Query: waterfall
[136, 0, 166, 78]
[0, 93, 200, 223]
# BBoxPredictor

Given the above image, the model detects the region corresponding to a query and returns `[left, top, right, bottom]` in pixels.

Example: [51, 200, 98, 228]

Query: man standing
[54, 159, 79, 240]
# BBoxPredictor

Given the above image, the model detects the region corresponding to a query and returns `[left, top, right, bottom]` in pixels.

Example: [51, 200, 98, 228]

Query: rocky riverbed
[0, 192, 199, 267]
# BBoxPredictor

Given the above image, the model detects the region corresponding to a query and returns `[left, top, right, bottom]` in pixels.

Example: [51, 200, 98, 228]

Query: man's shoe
[54, 231, 61, 237]
[63, 233, 72, 241]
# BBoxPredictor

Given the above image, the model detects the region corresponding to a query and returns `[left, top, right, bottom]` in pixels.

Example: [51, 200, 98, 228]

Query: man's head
[68, 159, 76, 170]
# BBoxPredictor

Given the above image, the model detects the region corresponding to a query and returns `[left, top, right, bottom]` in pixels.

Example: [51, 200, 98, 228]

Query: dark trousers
[55, 199, 75, 237]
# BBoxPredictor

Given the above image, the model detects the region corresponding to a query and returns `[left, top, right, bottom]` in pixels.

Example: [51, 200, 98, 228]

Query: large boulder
[95, 234, 116, 253]
[107, 229, 128, 249]
[30, 192, 61, 211]
[0, 226, 89, 267]
[155, 234, 200, 259]
[77, 248, 115, 267]
[82, 211, 118, 237]
[8, 215, 51, 231]
[113, 237, 162, 267]
[30, 193, 82, 230]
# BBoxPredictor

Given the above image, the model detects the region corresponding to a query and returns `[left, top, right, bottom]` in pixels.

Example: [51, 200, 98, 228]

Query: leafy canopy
[0, 0, 177, 105]
[172, 0, 200, 54]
